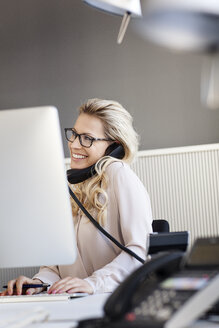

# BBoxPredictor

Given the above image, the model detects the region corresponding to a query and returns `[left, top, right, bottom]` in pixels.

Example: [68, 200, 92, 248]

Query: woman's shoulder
[105, 160, 149, 197]
[106, 160, 128, 175]
[105, 160, 139, 182]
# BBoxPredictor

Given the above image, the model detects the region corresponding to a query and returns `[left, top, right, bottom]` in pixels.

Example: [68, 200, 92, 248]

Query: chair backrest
[152, 219, 170, 233]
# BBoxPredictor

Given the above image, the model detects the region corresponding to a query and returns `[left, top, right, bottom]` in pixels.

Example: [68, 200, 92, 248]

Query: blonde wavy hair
[70, 98, 139, 225]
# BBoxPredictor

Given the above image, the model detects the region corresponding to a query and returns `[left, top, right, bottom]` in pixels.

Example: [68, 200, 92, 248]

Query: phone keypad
[132, 288, 194, 323]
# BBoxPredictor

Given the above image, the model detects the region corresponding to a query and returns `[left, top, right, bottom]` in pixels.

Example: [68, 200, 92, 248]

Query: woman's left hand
[47, 277, 93, 295]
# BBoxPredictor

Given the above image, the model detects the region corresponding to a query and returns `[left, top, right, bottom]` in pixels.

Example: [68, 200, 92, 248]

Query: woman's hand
[48, 277, 93, 295]
[0, 276, 44, 296]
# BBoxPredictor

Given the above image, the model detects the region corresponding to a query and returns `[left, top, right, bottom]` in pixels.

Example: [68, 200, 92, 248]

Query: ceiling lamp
[134, 0, 219, 109]
[83, 0, 142, 44]
[135, 0, 219, 52]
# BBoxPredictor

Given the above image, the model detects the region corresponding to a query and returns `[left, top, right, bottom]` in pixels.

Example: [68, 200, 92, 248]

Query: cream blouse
[33, 161, 153, 293]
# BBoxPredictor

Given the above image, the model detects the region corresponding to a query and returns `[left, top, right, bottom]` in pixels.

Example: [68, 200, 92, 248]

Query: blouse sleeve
[32, 266, 61, 285]
[84, 162, 153, 293]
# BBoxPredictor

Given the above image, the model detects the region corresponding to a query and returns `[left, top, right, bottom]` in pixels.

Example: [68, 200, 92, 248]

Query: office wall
[0, 0, 219, 156]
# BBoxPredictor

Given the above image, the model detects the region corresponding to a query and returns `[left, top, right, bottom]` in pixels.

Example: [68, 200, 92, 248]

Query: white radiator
[65, 143, 219, 244]
[1, 143, 218, 287]
[130, 143, 219, 244]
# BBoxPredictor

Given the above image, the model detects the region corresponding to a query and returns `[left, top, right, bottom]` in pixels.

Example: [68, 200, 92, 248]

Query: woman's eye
[84, 135, 92, 141]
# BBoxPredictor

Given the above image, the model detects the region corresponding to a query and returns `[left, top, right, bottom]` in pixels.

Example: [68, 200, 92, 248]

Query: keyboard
[0, 292, 88, 303]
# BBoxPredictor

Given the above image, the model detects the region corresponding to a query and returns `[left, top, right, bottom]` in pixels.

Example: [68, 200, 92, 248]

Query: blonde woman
[2, 99, 152, 296]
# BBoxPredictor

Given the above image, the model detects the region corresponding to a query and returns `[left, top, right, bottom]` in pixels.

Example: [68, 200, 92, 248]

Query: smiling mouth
[72, 153, 87, 159]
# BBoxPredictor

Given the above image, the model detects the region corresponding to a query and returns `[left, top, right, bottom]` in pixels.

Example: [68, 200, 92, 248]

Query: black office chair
[149, 219, 189, 255]
[152, 219, 170, 233]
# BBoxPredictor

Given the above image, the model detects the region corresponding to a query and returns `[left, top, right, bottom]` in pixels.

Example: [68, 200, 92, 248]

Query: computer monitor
[0, 106, 76, 268]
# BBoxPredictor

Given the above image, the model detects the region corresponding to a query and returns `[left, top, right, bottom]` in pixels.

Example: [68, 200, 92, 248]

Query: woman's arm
[84, 162, 153, 293]
[33, 163, 153, 295]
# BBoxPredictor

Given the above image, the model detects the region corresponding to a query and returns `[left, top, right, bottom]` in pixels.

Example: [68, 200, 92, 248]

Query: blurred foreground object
[134, 0, 219, 109]
[201, 53, 219, 110]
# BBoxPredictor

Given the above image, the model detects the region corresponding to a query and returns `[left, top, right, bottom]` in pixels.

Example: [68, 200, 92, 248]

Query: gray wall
[0, 0, 219, 156]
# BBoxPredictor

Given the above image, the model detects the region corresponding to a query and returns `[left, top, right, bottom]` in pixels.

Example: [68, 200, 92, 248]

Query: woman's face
[69, 113, 111, 169]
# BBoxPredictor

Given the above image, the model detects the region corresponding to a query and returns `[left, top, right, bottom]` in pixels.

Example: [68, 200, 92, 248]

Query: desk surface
[0, 293, 219, 328]
[0, 293, 109, 327]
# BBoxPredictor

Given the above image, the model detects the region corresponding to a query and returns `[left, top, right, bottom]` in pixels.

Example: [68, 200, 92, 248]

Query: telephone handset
[104, 251, 183, 320]
[67, 143, 125, 184]
[77, 237, 219, 328]
[77, 251, 184, 328]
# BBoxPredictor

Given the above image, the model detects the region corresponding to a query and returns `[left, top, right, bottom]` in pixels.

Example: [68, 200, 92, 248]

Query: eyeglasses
[64, 128, 113, 148]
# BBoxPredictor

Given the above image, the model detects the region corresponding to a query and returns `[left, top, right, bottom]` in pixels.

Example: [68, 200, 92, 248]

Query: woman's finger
[67, 287, 86, 293]
[7, 279, 16, 295]
[0, 290, 8, 296]
[48, 277, 93, 295]
[48, 277, 72, 294]
[51, 278, 93, 294]
[15, 276, 33, 295]
[67, 281, 93, 294]
[49, 283, 69, 294]
[25, 287, 43, 295]
[1, 277, 44, 296]
[55, 281, 79, 294]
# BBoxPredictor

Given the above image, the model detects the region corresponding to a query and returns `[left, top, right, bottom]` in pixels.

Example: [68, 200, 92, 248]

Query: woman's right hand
[0, 276, 45, 296]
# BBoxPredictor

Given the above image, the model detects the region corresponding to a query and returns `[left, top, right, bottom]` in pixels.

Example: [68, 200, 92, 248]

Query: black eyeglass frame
[64, 128, 113, 148]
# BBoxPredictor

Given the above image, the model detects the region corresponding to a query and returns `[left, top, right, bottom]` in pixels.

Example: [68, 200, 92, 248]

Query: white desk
[0, 293, 109, 328]
[0, 293, 219, 328]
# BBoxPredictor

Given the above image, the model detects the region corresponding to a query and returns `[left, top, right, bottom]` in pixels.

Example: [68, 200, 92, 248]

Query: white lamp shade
[143, 0, 219, 16]
[134, 0, 219, 52]
[83, 0, 142, 17]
